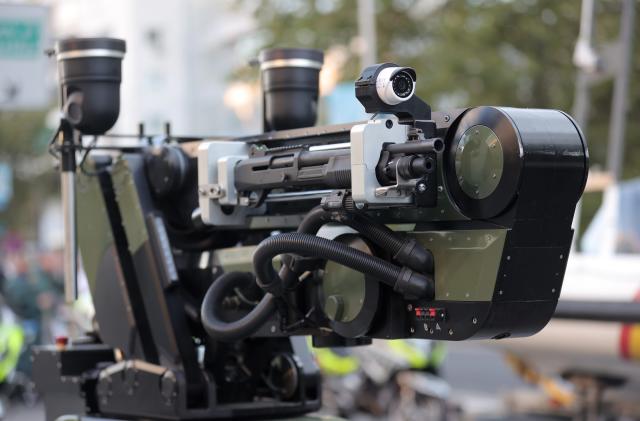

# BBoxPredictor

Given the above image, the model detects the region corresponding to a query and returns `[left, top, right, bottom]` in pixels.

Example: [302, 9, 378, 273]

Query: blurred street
[3, 343, 529, 421]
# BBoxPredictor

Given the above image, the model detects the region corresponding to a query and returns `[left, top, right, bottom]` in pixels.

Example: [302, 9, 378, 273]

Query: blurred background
[1, 0, 639, 419]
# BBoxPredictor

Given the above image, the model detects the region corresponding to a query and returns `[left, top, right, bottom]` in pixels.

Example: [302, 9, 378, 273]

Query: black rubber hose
[254, 232, 434, 299]
[298, 206, 403, 252]
[200, 208, 328, 342]
[298, 206, 433, 273]
[341, 214, 404, 253]
[342, 213, 434, 273]
[255, 232, 399, 289]
[200, 271, 276, 342]
[298, 205, 332, 234]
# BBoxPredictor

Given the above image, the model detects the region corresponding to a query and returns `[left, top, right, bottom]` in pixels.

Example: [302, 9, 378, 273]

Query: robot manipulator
[34, 38, 588, 421]
[195, 60, 587, 345]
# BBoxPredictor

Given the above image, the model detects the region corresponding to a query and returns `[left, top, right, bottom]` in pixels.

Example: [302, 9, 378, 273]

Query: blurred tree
[243, 0, 640, 235]
[0, 110, 57, 240]
[244, 0, 638, 172]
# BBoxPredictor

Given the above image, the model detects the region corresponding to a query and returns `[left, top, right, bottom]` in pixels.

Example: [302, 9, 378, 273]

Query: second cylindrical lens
[55, 37, 126, 135]
[259, 48, 323, 132]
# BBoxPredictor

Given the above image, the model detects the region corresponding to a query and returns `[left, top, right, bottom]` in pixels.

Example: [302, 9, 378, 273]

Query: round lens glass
[322, 236, 369, 323]
[392, 73, 412, 97]
[454, 125, 503, 200]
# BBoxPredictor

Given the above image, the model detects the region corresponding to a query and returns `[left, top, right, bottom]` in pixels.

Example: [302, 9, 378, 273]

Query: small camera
[375, 67, 416, 105]
[355, 63, 429, 121]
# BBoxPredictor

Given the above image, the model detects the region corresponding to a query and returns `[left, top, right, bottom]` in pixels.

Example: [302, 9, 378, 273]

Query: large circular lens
[454, 125, 503, 200]
[391, 71, 413, 98]
[322, 236, 369, 323]
[321, 235, 379, 338]
[444, 107, 523, 219]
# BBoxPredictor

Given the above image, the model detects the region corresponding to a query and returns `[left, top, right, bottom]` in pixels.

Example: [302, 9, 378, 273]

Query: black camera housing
[56, 37, 125, 135]
[355, 62, 429, 121]
[259, 48, 323, 132]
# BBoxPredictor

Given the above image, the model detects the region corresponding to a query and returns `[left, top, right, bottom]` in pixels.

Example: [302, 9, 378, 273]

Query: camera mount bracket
[355, 62, 432, 128]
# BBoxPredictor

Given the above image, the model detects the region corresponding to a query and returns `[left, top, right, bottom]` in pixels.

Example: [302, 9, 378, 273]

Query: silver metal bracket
[350, 114, 413, 207]
[197, 141, 250, 226]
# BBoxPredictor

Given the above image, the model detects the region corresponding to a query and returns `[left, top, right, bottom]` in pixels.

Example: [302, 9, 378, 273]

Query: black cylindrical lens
[55, 37, 126, 135]
[259, 48, 323, 132]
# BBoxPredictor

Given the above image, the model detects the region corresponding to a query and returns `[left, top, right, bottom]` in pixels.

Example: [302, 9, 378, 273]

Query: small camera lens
[391, 71, 413, 98]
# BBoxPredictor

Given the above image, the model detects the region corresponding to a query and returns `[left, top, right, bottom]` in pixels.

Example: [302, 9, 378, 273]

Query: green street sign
[0, 19, 41, 59]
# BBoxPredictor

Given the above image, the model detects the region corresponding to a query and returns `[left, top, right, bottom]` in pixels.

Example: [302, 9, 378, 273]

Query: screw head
[407, 304, 413, 311]
[417, 183, 427, 193]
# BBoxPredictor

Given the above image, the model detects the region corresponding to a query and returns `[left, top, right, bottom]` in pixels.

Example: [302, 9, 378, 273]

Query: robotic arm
[33, 38, 588, 421]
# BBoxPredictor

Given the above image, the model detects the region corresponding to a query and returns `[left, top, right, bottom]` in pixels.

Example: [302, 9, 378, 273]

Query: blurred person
[0, 296, 27, 417]
[314, 339, 450, 419]
[0, 244, 61, 376]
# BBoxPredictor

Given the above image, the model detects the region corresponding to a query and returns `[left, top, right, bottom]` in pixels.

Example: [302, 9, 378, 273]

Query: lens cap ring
[444, 107, 523, 219]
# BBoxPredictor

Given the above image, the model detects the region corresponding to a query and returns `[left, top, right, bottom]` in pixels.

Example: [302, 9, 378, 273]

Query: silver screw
[355, 202, 365, 210]
[437, 185, 443, 192]
[417, 183, 427, 193]
[472, 317, 478, 324]
[444, 115, 450, 122]
[448, 329, 454, 336]
[410, 327, 415, 334]
[407, 304, 413, 312]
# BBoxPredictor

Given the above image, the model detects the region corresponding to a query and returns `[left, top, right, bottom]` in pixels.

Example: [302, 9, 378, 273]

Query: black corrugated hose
[294, 206, 433, 273]
[200, 271, 276, 342]
[254, 232, 434, 300]
[200, 206, 434, 342]
[200, 207, 326, 342]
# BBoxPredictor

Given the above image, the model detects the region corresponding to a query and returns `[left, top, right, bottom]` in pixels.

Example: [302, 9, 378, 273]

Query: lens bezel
[444, 107, 523, 219]
[391, 71, 414, 98]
